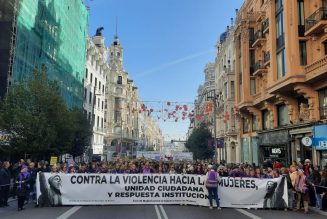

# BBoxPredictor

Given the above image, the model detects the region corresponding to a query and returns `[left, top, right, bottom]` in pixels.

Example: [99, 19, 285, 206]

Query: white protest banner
[36, 173, 288, 209]
[136, 151, 162, 160]
[173, 152, 193, 161]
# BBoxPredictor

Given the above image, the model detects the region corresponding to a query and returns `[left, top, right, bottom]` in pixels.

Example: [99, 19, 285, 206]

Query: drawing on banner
[263, 177, 287, 209]
[38, 172, 62, 206]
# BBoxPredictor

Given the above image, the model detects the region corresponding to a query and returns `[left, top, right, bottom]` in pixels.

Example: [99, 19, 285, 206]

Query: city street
[1, 201, 327, 219]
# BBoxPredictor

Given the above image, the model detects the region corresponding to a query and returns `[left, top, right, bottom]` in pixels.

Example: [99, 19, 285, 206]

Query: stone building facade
[215, 26, 240, 163]
[84, 33, 108, 157]
[233, 0, 327, 165]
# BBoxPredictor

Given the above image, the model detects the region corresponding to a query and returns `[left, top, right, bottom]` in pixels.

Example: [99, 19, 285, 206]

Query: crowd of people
[0, 157, 326, 213]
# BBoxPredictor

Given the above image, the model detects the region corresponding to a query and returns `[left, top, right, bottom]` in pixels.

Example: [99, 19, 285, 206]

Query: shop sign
[301, 137, 312, 147]
[313, 124, 327, 150]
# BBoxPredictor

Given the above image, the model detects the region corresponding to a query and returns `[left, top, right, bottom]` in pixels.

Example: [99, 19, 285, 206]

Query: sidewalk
[309, 207, 327, 216]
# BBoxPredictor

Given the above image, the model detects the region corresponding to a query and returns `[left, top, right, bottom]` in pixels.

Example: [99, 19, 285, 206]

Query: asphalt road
[1, 200, 327, 219]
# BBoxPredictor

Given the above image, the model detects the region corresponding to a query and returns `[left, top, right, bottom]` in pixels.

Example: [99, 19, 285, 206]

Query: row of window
[244, 88, 327, 133]
[84, 90, 107, 110]
[84, 110, 104, 129]
[85, 68, 106, 94]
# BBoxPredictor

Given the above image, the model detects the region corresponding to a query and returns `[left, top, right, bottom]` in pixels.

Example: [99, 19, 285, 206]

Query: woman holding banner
[205, 165, 221, 210]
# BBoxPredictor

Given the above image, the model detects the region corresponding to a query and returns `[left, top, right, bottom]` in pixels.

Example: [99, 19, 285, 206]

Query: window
[89, 91, 92, 104]
[95, 77, 97, 90]
[102, 85, 105, 94]
[250, 79, 256, 96]
[98, 98, 100, 108]
[252, 115, 258, 131]
[84, 88, 87, 100]
[85, 68, 88, 79]
[275, 0, 283, 12]
[97, 116, 99, 128]
[102, 101, 104, 110]
[101, 118, 104, 128]
[117, 76, 122, 84]
[324, 41, 327, 56]
[224, 82, 228, 99]
[297, 0, 305, 36]
[262, 109, 271, 130]
[99, 81, 101, 91]
[243, 118, 249, 133]
[299, 41, 307, 65]
[249, 28, 255, 46]
[231, 81, 235, 100]
[90, 73, 93, 84]
[319, 88, 327, 119]
[277, 104, 290, 126]
[250, 50, 255, 75]
[277, 49, 286, 79]
[88, 112, 91, 121]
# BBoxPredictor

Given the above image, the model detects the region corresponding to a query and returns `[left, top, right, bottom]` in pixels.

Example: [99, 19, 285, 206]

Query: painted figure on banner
[263, 177, 287, 209]
[38, 173, 62, 206]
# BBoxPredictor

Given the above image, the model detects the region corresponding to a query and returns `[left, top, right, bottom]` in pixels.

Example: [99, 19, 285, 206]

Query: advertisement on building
[313, 124, 327, 167]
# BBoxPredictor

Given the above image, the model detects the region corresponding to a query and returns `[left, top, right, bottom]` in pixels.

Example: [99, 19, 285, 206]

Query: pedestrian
[293, 169, 310, 214]
[16, 165, 30, 211]
[316, 170, 327, 210]
[280, 167, 294, 209]
[28, 162, 37, 204]
[205, 164, 221, 210]
[0, 161, 11, 207]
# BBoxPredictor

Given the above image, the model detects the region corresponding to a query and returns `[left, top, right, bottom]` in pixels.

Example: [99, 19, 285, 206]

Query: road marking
[56, 206, 82, 219]
[235, 209, 262, 219]
[154, 205, 162, 219]
[159, 205, 168, 219]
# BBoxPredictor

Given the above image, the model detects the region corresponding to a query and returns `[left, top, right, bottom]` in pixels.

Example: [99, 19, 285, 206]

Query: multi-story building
[84, 30, 108, 157]
[194, 63, 216, 129]
[233, 0, 327, 166]
[104, 36, 163, 160]
[0, 0, 88, 108]
[215, 26, 240, 163]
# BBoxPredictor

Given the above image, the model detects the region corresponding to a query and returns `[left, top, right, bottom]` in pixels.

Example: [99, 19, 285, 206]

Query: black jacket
[0, 167, 11, 186]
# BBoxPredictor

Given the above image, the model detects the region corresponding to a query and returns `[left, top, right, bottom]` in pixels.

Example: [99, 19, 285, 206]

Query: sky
[87, 0, 244, 141]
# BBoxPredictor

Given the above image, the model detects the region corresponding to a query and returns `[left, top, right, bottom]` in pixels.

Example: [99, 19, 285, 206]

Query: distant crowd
[0, 158, 326, 213]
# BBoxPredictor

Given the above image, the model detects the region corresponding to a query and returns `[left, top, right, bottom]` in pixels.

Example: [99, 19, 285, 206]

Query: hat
[304, 159, 311, 163]
[208, 164, 213, 169]
[22, 165, 28, 169]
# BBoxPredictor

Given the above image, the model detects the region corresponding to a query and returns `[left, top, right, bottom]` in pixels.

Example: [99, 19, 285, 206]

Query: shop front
[241, 136, 259, 165]
[258, 129, 290, 165]
[313, 124, 327, 168]
[289, 123, 313, 164]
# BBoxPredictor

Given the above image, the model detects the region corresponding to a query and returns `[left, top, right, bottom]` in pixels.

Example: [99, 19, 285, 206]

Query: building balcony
[305, 7, 327, 36]
[305, 55, 327, 82]
[252, 30, 266, 47]
[94, 127, 106, 133]
[253, 60, 267, 76]
[256, 11, 266, 22]
[262, 19, 269, 34]
[263, 51, 270, 66]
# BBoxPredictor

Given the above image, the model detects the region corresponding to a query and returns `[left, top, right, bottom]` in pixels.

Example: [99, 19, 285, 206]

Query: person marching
[16, 165, 30, 211]
[205, 164, 221, 210]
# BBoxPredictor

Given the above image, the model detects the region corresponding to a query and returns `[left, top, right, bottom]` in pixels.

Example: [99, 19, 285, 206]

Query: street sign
[301, 137, 312, 147]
